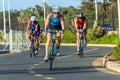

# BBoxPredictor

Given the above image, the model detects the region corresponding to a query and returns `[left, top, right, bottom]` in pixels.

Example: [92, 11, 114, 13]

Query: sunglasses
[54, 12, 60, 14]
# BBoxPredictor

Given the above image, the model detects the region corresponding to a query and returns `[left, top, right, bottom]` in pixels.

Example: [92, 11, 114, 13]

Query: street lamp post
[2, 0, 6, 39]
[8, 0, 11, 31]
[8, 0, 12, 50]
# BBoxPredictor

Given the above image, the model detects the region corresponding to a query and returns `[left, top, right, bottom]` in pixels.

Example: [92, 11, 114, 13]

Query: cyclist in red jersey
[74, 12, 87, 52]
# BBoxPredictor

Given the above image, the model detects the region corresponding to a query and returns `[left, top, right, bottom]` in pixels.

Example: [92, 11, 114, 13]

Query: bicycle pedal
[49, 57, 54, 60]
[44, 60, 49, 62]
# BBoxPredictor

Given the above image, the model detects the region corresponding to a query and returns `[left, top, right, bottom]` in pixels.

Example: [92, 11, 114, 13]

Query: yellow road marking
[34, 64, 39, 66]
[29, 71, 35, 73]
[44, 77, 54, 80]
[34, 74, 43, 77]
[28, 68, 33, 71]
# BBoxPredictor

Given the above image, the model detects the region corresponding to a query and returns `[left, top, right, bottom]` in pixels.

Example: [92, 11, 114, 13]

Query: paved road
[0, 45, 120, 80]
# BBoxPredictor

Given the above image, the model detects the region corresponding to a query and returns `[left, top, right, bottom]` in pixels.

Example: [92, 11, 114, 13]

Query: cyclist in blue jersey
[44, 6, 65, 61]
[26, 16, 41, 55]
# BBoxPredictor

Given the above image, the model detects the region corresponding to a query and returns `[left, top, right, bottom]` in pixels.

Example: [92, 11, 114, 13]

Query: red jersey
[76, 17, 86, 27]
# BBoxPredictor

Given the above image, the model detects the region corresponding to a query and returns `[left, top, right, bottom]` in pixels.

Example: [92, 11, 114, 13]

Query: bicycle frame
[49, 33, 57, 58]
[78, 26, 85, 58]
[47, 29, 57, 70]
[30, 33, 36, 57]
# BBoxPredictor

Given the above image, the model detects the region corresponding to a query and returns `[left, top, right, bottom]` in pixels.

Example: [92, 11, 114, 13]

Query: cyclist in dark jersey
[44, 6, 65, 61]
[26, 16, 41, 55]
[74, 12, 87, 52]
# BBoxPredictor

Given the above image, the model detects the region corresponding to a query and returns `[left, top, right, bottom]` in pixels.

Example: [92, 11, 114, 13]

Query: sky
[0, 0, 103, 12]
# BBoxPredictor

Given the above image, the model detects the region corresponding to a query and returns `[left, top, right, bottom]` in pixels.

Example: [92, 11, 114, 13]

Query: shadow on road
[34, 66, 99, 75]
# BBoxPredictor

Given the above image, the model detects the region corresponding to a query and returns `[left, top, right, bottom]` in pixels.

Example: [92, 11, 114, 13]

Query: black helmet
[77, 12, 84, 18]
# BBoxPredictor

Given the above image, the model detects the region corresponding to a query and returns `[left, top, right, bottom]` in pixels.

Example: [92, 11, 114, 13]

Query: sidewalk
[102, 53, 120, 74]
[92, 57, 119, 75]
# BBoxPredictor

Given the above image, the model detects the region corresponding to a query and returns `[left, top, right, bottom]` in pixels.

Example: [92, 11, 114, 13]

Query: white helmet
[52, 6, 60, 13]
[30, 16, 36, 21]
[77, 12, 84, 18]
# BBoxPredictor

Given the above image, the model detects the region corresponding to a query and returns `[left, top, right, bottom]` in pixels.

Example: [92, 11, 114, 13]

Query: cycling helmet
[30, 16, 36, 21]
[77, 12, 84, 18]
[52, 6, 60, 13]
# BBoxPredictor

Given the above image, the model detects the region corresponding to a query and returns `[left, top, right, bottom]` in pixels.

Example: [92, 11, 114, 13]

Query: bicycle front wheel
[79, 39, 84, 58]
[50, 59, 53, 70]
[48, 44, 55, 70]
[79, 47, 83, 58]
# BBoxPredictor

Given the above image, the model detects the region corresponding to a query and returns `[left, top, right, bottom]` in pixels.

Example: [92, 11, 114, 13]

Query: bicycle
[77, 26, 86, 58]
[47, 28, 63, 70]
[30, 33, 37, 57]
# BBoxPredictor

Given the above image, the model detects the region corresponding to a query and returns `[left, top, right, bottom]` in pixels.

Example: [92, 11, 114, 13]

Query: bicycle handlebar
[47, 29, 63, 34]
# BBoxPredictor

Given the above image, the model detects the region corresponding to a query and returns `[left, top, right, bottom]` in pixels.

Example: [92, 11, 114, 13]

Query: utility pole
[95, 0, 98, 21]
[118, 0, 120, 38]
[43, 0, 46, 24]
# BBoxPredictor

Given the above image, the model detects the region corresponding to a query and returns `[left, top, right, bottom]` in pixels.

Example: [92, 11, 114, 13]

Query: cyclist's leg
[35, 36, 39, 49]
[27, 30, 32, 41]
[83, 30, 87, 45]
[76, 32, 80, 51]
[44, 33, 52, 60]
[33, 36, 39, 55]
[39, 33, 42, 43]
[56, 32, 61, 55]
[35, 31, 41, 49]
[55, 27, 62, 49]
[56, 32, 61, 49]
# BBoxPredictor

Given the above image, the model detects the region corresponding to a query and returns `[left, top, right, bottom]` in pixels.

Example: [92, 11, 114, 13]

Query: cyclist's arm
[60, 14, 65, 31]
[26, 20, 31, 32]
[44, 13, 50, 32]
[74, 18, 78, 32]
[83, 18, 87, 30]
[35, 22, 39, 32]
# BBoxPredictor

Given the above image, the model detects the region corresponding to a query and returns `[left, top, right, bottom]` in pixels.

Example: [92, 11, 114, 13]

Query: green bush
[61, 30, 76, 43]
[88, 32, 120, 44]
[113, 44, 120, 60]
[0, 30, 3, 42]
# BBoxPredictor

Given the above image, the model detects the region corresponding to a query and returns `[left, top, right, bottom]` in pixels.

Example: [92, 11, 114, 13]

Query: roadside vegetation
[113, 44, 120, 60]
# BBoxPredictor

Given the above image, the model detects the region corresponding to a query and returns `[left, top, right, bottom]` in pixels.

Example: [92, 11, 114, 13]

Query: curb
[0, 50, 9, 54]
[103, 53, 120, 73]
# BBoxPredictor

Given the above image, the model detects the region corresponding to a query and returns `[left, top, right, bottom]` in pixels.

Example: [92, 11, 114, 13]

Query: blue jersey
[29, 21, 41, 36]
[49, 13, 61, 26]
[30, 22, 36, 30]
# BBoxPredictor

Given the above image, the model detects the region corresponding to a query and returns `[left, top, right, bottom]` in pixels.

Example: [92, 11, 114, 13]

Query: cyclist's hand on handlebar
[60, 30, 64, 38]
[78, 29, 83, 32]
[33, 31, 36, 34]
[44, 31, 47, 36]
[61, 33, 64, 39]
[59, 30, 64, 34]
